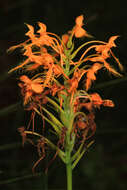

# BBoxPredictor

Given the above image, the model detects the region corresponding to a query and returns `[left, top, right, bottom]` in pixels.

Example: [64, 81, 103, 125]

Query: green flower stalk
[8, 15, 123, 190]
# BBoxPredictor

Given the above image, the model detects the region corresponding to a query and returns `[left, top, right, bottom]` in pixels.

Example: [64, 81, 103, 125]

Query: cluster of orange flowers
[9, 15, 122, 104]
[8, 15, 123, 171]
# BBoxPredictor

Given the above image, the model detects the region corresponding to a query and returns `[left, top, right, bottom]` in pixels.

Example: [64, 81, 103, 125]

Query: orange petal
[74, 26, 92, 38]
[95, 45, 105, 53]
[85, 77, 92, 90]
[24, 91, 32, 104]
[37, 22, 47, 35]
[75, 15, 84, 26]
[108, 35, 119, 48]
[62, 34, 69, 45]
[74, 26, 86, 38]
[25, 24, 35, 39]
[26, 63, 40, 71]
[92, 63, 102, 72]
[20, 75, 31, 84]
[103, 100, 115, 107]
[87, 70, 96, 80]
[31, 83, 43, 93]
[90, 93, 102, 103]
[104, 61, 122, 77]
[7, 43, 24, 53]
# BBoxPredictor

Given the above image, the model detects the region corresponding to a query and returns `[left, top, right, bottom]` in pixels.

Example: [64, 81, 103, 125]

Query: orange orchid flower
[90, 93, 115, 108]
[19, 75, 43, 104]
[78, 93, 114, 112]
[90, 93, 103, 107]
[25, 22, 56, 48]
[25, 22, 61, 55]
[68, 68, 87, 103]
[61, 34, 70, 46]
[25, 50, 54, 71]
[85, 63, 102, 90]
[89, 55, 122, 77]
[73, 15, 92, 38]
[20, 75, 44, 93]
[95, 36, 119, 59]
[10, 45, 55, 72]
[36, 22, 55, 47]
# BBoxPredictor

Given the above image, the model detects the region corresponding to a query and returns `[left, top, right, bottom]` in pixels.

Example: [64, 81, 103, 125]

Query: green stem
[65, 130, 73, 190]
[66, 152, 72, 190]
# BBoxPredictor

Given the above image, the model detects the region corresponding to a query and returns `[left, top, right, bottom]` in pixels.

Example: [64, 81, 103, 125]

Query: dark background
[0, 0, 127, 189]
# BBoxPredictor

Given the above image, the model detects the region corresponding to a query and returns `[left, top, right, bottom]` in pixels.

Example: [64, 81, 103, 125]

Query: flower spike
[8, 15, 123, 186]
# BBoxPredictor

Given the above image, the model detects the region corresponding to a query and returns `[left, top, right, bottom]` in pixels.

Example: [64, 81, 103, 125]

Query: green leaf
[41, 106, 64, 129]
[34, 107, 61, 135]
[46, 96, 64, 114]
[42, 115, 61, 135]
[72, 141, 94, 169]
[71, 141, 84, 162]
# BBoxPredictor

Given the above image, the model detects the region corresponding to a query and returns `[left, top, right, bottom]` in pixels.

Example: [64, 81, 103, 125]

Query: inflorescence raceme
[8, 15, 123, 172]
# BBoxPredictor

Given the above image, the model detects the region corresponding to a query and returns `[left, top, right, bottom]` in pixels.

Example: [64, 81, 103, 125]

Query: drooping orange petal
[103, 100, 115, 107]
[87, 70, 96, 81]
[7, 43, 25, 53]
[24, 91, 33, 105]
[86, 69, 96, 90]
[85, 63, 102, 90]
[26, 63, 40, 71]
[89, 56, 104, 63]
[85, 77, 92, 91]
[110, 51, 123, 71]
[104, 61, 122, 77]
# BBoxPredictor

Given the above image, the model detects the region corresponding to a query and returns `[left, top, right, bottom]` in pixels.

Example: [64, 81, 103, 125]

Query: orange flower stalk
[8, 15, 123, 190]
